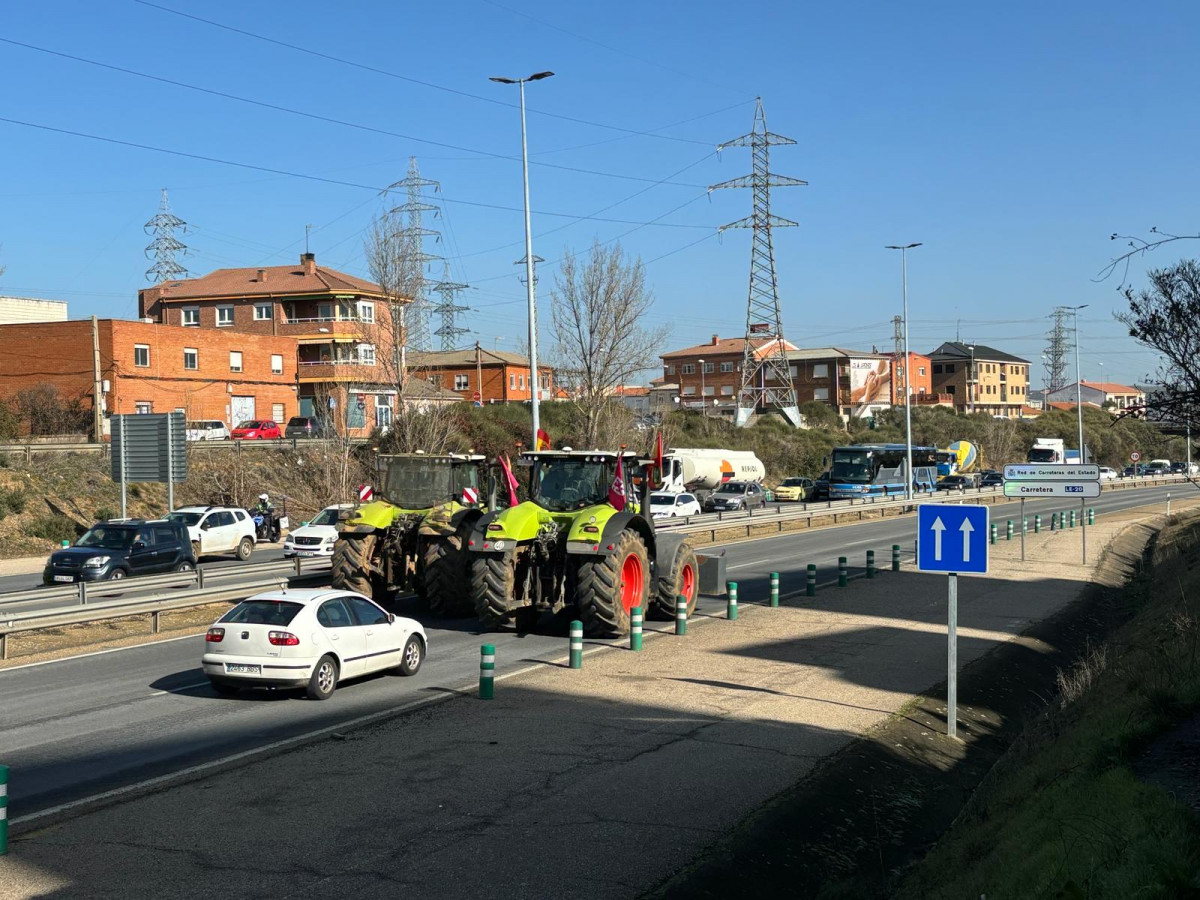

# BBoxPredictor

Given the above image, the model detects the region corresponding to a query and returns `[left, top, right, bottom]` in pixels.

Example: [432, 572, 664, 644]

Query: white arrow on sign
[960, 517, 974, 562]
[931, 516, 945, 560]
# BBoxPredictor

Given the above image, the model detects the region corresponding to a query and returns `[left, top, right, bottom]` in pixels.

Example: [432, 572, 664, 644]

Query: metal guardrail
[0, 557, 332, 659]
[0, 438, 369, 459]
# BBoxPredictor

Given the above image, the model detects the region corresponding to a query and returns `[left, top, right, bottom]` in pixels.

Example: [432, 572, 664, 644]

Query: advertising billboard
[849, 358, 892, 417]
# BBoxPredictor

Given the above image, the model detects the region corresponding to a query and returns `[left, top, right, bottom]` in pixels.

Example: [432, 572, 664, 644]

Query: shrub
[26, 515, 79, 544]
[0, 486, 29, 514]
[94, 507, 116, 522]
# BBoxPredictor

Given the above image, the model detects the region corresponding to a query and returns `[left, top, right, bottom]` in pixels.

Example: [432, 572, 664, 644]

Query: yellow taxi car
[774, 476, 814, 502]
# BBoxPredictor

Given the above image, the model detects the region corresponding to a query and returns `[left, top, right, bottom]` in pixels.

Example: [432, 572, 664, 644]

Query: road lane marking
[0, 632, 205, 675]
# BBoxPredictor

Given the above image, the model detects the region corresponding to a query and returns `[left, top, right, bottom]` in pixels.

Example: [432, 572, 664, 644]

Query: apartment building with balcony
[407, 347, 554, 404]
[927, 341, 1030, 416]
[139, 253, 400, 433]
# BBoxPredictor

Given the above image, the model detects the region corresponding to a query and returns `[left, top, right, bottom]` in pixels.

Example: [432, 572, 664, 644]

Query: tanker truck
[658, 448, 766, 505]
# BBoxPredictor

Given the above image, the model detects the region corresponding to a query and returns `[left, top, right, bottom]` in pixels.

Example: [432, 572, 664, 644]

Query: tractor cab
[375, 453, 489, 514]
[519, 450, 647, 517]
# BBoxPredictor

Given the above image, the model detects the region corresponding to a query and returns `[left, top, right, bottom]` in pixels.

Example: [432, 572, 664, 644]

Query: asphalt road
[1, 481, 1189, 821]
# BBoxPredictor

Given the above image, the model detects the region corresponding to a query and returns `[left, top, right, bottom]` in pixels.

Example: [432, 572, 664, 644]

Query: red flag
[654, 431, 665, 486]
[608, 455, 628, 512]
[498, 454, 520, 507]
[536, 427, 551, 451]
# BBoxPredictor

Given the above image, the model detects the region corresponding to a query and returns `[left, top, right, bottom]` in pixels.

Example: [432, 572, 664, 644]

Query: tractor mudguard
[654, 532, 689, 570]
[419, 500, 480, 538]
[344, 499, 399, 531]
[468, 509, 504, 548]
[569, 511, 656, 557]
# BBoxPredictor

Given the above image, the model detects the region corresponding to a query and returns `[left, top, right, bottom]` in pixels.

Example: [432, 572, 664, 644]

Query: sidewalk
[3, 500, 1193, 899]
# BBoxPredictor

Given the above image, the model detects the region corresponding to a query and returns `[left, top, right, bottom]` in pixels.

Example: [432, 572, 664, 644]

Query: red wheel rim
[681, 563, 696, 602]
[620, 553, 644, 613]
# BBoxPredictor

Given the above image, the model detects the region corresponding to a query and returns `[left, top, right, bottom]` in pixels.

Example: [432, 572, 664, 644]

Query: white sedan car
[202, 588, 426, 700]
[283, 504, 353, 557]
[649, 491, 703, 519]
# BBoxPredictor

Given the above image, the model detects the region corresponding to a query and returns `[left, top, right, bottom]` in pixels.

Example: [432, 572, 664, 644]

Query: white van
[187, 420, 231, 441]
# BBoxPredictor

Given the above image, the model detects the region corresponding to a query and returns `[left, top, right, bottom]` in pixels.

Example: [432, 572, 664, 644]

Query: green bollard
[630, 606, 643, 652]
[727, 581, 739, 620]
[892, 544, 901, 572]
[60, 539, 70, 549]
[806, 564, 816, 597]
[1069, 509, 1076, 528]
[1006, 520, 1013, 541]
[866, 550, 875, 579]
[838, 556, 848, 587]
[990, 523, 997, 544]
[675, 594, 688, 635]
[1088, 508, 1095, 526]
[479, 644, 495, 700]
[0, 764, 7, 855]
[769, 572, 779, 608]
[1034, 513, 1041, 533]
[1051, 512, 1057, 531]
[569, 620, 583, 669]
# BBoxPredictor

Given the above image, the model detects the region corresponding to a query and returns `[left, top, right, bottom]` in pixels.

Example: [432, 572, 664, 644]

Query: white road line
[0, 632, 204, 675]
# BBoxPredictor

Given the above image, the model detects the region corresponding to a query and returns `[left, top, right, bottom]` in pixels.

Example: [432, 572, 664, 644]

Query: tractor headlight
[82, 556, 110, 568]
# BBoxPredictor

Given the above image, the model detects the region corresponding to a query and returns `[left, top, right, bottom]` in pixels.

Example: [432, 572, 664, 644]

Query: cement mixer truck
[658, 448, 766, 505]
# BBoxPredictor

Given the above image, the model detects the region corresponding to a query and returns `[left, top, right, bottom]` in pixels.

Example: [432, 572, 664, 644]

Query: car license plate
[225, 663, 261, 675]
[295, 550, 316, 557]
[53, 575, 74, 583]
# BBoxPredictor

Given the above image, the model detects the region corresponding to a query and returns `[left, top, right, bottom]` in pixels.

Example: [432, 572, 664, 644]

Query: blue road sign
[918, 504, 990, 574]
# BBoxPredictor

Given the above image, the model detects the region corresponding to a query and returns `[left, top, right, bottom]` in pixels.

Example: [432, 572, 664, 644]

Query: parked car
[284, 416, 334, 439]
[284, 504, 354, 557]
[648, 492, 703, 520]
[166, 506, 257, 560]
[186, 420, 231, 442]
[774, 476, 814, 502]
[980, 472, 1004, 487]
[43, 519, 195, 584]
[1122, 464, 1147, 477]
[703, 481, 768, 512]
[232, 419, 282, 440]
[202, 588, 427, 699]
[936, 475, 971, 492]
[1098, 466, 1118, 481]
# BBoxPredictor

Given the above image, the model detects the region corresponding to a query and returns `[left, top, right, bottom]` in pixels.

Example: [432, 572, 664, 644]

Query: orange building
[0, 318, 298, 435]
[891, 351, 933, 405]
[409, 348, 554, 405]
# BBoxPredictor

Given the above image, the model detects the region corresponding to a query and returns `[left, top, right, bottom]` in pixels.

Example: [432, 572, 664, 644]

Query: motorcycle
[252, 504, 289, 543]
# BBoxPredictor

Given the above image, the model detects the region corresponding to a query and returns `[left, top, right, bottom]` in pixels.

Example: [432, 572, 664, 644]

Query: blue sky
[1, 0, 1197, 387]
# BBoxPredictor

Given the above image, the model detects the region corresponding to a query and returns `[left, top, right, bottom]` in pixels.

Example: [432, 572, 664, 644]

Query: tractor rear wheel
[471, 552, 519, 628]
[331, 533, 387, 604]
[577, 529, 650, 637]
[423, 530, 474, 618]
[651, 542, 699, 620]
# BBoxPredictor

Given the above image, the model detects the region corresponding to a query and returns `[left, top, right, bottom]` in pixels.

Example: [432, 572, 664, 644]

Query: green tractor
[331, 453, 497, 615]
[467, 450, 699, 637]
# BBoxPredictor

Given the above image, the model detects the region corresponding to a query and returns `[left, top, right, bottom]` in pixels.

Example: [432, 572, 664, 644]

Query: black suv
[43, 519, 196, 584]
[284, 416, 333, 439]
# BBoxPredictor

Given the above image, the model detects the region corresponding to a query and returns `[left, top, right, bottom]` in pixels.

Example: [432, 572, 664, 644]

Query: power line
[133, 0, 716, 147]
[0, 114, 715, 228]
[0, 37, 711, 189]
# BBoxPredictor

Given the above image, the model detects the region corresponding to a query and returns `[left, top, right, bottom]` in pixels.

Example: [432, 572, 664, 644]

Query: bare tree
[549, 242, 668, 448]
[364, 208, 421, 397]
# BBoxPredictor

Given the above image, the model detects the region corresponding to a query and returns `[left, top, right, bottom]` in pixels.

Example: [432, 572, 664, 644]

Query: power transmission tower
[143, 188, 190, 283]
[1045, 307, 1072, 394]
[432, 262, 471, 351]
[386, 157, 442, 353]
[892, 315, 904, 357]
[710, 98, 806, 428]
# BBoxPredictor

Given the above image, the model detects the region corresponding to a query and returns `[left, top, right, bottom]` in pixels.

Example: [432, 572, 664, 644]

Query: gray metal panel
[111, 412, 188, 483]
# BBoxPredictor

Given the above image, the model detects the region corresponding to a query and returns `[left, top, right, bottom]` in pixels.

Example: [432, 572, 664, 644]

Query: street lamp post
[886, 243, 922, 500]
[1068, 305, 1089, 461]
[967, 344, 976, 414]
[490, 70, 554, 449]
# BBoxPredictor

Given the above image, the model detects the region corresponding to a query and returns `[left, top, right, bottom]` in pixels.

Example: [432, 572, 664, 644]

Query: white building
[0, 296, 68, 324]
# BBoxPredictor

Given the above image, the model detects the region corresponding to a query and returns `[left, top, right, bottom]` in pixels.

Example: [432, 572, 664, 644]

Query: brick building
[0, 319, 297, 435]
[891, 351, 933, 405]
[409, 348, 554, 405]
[660, 334, 797, 413]
[139, 253, 399, 433]
[927, 342, 1030, 416]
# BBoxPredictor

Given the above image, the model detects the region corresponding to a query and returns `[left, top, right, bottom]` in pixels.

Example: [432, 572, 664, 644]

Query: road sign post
[1020, 499, 1026, 560]
[1004, 463, 1099, 565]
[918, 503, 989, 740]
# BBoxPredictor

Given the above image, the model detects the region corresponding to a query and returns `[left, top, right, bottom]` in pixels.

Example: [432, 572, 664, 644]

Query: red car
[231, 419, 281, 440]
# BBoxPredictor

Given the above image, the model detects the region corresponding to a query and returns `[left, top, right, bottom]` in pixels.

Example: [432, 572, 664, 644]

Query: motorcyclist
[252, 494, 280, 542]
[254, 493, 271, 514]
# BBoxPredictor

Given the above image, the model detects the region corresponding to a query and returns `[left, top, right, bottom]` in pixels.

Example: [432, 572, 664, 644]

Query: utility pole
[386, 157, 442, 354]
[886, 243, 922, 500]
[1044, 307, 1071, 394]
[431, 262, 470, 351]
[143, 188, 189, 283]
[90, 315, 104, 443]
[892, 315, 904, 357]
[475, 341, 483, 403]
[710, 97, 806, 428]
[490, 70, 554, 450]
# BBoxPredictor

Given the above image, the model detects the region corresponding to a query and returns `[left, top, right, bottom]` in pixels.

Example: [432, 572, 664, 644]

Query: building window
[918, 366, 926, 376]
[946, 363, 956, 373]
[682, 386, 696, 396]
[229, 351, 243, 373]
[216, 305, 234, 327]
[358, 301, 375, 323]
[933, 364, 943, 374]
[272, 403, 285, 422]
[134, 344, 150, 367]
[789, 365, 798, 377]
[813, 363, 829, 379]
[135, 402, 152, 414]
[721, 385, 734, 396]
[509, 373, 515, 390]
[182, 307, 199, 327]
[376, 394, 393, 428]
[702, 386, 715, 397]
[702, 362, 714, 374]
[519, 374, 525, 390]
[183, 348, 198, 370]
[317, 302, 333, 321]
[681, 363, 695, 375]
[666, 364, 675, 376]
[271, 354, 284, 375]
[454, 374, 469, 391]
[541, 373, 550, 389]
[720, 361, 734, 373]
[358, 344, 376, 366]
[947, 385, 956, 395]
[254, 303, 272, 321]
[813, 387, 829, 401]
